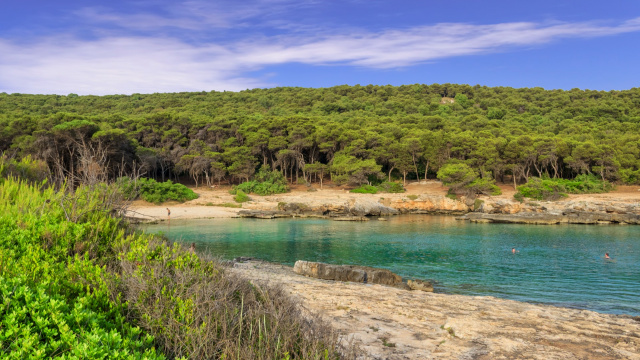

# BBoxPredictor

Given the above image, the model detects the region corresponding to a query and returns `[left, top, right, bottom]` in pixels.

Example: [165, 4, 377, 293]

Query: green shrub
[515, 175, 613, 201]
[407, 194, 418, 200]
[377, 181, 405, 193]
[234, 189, 250, 203]
[350, 185, 378, 194]
[437, 163, 501, 196]
[0, 179, 351, 360]
[619, 168, 640, 185]
[117, 177, 198, 204]
[350, 182, 405, 194]
[0, 180, 163, 359]
[466, 178, 502, 196]
[233, 167, 289, 195]
[0, 155, 50, 183]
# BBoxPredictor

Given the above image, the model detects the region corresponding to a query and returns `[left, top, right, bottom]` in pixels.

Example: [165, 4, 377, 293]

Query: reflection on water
[142, 215, 640, 316]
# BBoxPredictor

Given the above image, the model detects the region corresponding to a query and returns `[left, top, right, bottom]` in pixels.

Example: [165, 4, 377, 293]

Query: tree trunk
[424, 160, 429, 180]
[388, 166, 395, 182]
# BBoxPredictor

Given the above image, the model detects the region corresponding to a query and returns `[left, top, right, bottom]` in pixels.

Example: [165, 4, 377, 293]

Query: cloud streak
[1, 5, 639, 94]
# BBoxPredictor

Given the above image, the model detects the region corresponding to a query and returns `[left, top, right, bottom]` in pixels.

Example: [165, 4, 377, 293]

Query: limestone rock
[293, 260, 404, 288]
[390, 196, 470, 214]
[407, 279, 434, 292]
[332, 216, 370, 221]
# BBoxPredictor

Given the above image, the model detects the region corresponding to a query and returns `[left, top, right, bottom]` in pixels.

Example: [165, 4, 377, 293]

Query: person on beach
[166, 208, 171, 219]
[605, 252, 610, 259]
[189, 243, 196, 253]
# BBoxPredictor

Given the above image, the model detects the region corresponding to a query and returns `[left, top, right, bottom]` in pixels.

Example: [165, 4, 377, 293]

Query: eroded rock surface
[293, 260, 405, 288]
[407, 279, 434, 292]
[232, 260, 640, 360]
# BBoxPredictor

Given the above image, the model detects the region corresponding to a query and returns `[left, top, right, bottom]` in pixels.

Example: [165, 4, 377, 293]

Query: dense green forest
[2, 84, 640, 188]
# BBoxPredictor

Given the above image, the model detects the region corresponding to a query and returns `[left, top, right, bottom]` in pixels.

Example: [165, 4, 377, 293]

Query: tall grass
[0, 176, 354, 359]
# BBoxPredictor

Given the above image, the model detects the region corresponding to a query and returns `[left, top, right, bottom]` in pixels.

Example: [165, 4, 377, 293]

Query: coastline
[126, 181, 640, 224]
[231, 260, 640, 359]
[129, 183, 640, 358]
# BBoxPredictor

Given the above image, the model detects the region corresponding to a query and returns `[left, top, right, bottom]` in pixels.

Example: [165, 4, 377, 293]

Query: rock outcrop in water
[459, 201, 640, 225]
[407, 279, 434, 292]
[293, 260, 407, 289]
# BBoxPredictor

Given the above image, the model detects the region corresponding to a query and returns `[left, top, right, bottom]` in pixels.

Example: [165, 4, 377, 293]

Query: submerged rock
[407, 279, 434, 292]
[293, 260, 405, 288]
[332, 216, 369, 221]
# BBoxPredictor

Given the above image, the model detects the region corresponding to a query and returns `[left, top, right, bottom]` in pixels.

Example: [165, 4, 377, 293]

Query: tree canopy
[2, 84, 640, 187]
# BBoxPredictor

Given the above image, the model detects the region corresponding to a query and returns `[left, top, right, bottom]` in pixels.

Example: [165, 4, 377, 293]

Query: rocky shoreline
[126, 182, 640, 225]
[231, 259, 640, 359]
[237, 194, 640, 225]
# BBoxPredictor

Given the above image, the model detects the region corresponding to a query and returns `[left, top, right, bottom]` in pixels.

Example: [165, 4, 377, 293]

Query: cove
[141, 215, 640, 316]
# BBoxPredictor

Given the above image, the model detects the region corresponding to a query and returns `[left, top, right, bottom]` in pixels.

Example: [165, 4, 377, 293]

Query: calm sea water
[141, 215, 640, 316]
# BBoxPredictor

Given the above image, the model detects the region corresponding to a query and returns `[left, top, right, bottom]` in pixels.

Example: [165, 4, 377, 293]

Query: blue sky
[1, 0, 639, 95]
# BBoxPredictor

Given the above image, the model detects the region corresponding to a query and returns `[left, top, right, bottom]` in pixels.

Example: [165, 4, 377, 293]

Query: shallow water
[141, 215, 640, 316]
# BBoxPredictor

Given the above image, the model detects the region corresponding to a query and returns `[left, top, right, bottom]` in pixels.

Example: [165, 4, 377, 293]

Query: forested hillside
[2, 84, 639, 187]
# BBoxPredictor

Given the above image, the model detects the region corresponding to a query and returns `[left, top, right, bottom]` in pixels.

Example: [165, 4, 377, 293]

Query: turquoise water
[141, 215, 640, 316]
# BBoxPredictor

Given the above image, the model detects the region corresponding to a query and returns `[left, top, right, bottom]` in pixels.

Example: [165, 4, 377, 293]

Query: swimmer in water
[605, 252, 610, 259]
[512, 247, 517, 254]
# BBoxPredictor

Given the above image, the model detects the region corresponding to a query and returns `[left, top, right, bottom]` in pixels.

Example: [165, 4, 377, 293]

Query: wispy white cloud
[0, 37, 266, 94]
[235, 19, 640, 68]
[1, 2, 639, 95]
[74, 0, 323, 32]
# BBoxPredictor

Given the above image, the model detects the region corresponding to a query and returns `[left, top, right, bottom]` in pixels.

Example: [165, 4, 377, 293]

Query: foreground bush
[118, 177, 198, 204]
[0, 180, 163, 359]
[515, 174, 614, 201]
[0, 178, 351, 359]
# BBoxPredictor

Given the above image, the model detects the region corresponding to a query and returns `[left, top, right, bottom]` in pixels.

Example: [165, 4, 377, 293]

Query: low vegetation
[350, 185, 379, 194]
[117, 177, 198, 204]
[0, 160, 353, 359]
[350, 181, 405, 194]
[233, 189, 251, 203]
[203, 202, 242, 208]
[231, 167, 289, 196]
[515, 174, 614, 201]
